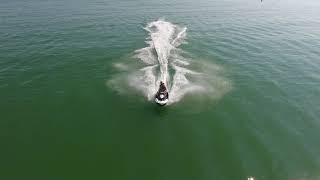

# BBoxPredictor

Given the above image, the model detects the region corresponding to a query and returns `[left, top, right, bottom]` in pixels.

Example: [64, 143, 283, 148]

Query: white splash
[108, 20, 231, 105]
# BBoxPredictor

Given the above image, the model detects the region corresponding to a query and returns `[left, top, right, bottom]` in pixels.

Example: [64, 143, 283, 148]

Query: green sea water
[1, 0, 320, 179]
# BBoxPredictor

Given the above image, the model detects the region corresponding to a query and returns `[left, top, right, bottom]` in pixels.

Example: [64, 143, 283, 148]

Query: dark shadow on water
[153, 104, 170, 116]
[141, 101, 170, 118]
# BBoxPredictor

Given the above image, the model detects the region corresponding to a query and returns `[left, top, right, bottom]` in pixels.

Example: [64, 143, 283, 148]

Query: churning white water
[108, 20, 231, 105]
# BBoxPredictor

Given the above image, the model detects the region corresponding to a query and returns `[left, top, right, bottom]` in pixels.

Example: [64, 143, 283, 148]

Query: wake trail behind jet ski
[143, 20, 189, 105]
[108, 19, 232, 105]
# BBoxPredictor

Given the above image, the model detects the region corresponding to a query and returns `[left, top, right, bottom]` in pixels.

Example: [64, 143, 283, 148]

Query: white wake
[108, 20, 231, 105]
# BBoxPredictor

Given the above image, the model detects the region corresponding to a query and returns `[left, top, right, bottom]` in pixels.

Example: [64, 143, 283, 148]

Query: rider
[159, 81, 167, 92]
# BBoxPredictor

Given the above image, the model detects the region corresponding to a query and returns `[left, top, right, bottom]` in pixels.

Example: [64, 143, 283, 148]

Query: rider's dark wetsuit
[156, 82, 169, 100]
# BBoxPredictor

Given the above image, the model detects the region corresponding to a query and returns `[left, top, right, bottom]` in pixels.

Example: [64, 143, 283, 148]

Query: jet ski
[155, 81, 169, 106]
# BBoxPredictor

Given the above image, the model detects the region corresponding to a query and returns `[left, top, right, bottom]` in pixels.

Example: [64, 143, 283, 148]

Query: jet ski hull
[155, 81, 169, 106]
[155, 98, 168, 106]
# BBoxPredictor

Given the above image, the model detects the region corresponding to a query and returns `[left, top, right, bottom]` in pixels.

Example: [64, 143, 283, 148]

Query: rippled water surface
[1, 0, 320, 179]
